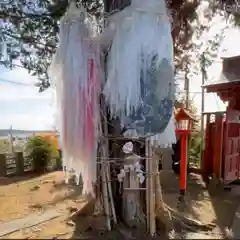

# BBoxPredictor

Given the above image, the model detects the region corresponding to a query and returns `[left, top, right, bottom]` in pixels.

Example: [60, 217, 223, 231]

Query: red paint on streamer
[82, 58, 99, 157]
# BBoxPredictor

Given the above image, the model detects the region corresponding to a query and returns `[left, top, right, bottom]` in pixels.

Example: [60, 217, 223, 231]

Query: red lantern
[175, 108, 195, 201]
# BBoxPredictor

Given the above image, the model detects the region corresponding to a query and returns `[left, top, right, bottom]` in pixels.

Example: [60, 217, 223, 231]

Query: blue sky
[0, 65, 54, 130]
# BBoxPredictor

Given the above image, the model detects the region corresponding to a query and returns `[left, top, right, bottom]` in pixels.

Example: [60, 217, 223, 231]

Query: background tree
[0, 0, 103, 91]
[0, 0, 239, 91]
[0, 0, 201, 90]
[25, 135, 56, 173]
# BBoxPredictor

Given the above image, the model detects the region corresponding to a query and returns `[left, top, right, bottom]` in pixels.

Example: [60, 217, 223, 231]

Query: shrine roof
[203, 55, 240, 89]
[174, 107, 196, 121]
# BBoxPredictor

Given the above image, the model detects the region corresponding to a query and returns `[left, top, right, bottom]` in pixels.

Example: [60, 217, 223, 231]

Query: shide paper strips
[48, 2, 101, 196]
[103, 0, 175, 140]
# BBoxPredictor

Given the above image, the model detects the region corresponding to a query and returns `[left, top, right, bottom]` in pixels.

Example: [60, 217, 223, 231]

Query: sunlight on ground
[0, 172, 87, 239]
[0, 171, 239, 239]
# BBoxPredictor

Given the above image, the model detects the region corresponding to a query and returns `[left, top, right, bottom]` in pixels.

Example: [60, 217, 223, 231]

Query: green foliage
[55, 150, 62, 170]
[0, 140, 9, 154]
[175, 97, 198, 116]
[189, 132, 202, 167]
[25, 136, 53, 173]
[0, 0, 103, 91]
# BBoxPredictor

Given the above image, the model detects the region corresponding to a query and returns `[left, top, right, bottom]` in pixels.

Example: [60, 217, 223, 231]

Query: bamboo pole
[200, 53, 206, 171]
[102, 0, 117, 228]
[93, 148, 104, 215]
[105, 163, 117, 223]
[102, 99, 117, 225]
[145, 138, 150, 233]
[101, 142, 111, 231]
[100, 100, 111, 231]
[103, 144, 117, 224]
[148, 140, 156, 236]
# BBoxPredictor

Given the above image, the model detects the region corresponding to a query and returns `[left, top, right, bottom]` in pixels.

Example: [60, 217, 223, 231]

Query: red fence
[224, 109, 240, 184]
[203, 109, 240, 184]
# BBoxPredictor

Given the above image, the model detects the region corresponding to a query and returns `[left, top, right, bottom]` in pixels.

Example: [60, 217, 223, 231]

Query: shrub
[25, 136, 53, 173]
[55, 150, 62, 170]
[189, 132, 202, 167]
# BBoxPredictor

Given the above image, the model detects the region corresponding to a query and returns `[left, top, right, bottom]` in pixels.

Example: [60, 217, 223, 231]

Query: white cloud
[0, 66, 54, 130]
[0, 113, 54, 131]
[0, 82, 52, 101]
[1, 68, 38, 86]
[221, 28, 240, 57]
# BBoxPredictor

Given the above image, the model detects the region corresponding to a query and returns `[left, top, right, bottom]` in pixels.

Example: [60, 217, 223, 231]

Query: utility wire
[0, 78, 35, 86]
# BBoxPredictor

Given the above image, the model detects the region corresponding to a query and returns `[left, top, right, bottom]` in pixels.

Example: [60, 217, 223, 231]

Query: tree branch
[0, 10, 52, 20]
[2, 31, 56, 50]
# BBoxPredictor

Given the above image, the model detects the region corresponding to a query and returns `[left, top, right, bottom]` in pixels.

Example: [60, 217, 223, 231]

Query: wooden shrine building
[202, 55, 240, 184]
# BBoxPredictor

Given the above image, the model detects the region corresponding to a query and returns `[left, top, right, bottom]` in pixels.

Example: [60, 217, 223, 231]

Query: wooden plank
[6, 164, 16, 168]
[0, 154, 6, 177]
[213, 114, 223, 178]
[202, 114, 211, 180]
[6, 160, 16, 164]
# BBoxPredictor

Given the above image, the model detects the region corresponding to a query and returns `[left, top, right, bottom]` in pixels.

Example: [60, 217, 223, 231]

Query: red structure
[175, 108, 194, 199]
[203, 55, 240, 184]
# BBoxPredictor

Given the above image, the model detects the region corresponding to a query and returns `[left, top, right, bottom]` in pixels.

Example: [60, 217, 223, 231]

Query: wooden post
[218, 114, 224, 180]
[145, 139, 156, 236]
[0, 154, 6, 177]
[145, 139, 150, 233]
[16, 152, 24, 176]
[202, 113, 211, 180]
[122, 164, 137, 227]
[213, 114, 224, 179]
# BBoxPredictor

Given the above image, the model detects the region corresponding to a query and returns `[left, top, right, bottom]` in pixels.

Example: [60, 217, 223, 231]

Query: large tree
[0, 0, 238, 91]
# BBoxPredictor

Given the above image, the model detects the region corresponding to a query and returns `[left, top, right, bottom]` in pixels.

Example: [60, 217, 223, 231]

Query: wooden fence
[0, 152, 61, 177]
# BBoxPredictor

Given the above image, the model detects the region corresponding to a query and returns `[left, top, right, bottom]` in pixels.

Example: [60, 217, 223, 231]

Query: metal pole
[200, 53, 206, 170]
[8, 125, 14, 154]
[184, 62, 189, 109]
[184, 62, 190, 174]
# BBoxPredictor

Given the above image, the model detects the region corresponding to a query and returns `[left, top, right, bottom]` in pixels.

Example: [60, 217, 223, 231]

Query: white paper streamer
[48, 2, 101, 196]
[103, 0, 175, 134]
[122, 112, 176, 148]
[149, 113, 176, 147]
[122, 141, 134, 154]
[118, 162, 145, 184]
